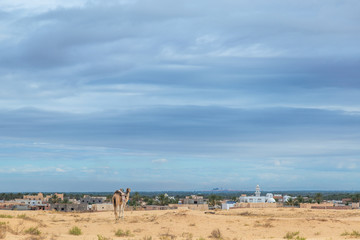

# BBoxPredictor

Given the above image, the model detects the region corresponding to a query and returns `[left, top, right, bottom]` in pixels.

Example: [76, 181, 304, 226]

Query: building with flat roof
[23, 193, 44, 201]
[51, 203, 88, 212]
[239, 185, 276, 203]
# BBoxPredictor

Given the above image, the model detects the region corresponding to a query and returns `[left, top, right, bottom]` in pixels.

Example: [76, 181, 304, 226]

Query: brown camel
[112, 188, 131, 220]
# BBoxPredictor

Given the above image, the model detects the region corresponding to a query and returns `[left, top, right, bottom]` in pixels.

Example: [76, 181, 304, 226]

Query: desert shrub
[197, 238, 206, 240]
[254, 221, 273, 228]
[143, 236, 152, 240]
[341, 230, 360, 237]
[17, 214, 27, 219]
[25, 227, 41, 235]
[0, 215, 12, 219]
[159, 232, 177, 240]
[284, 231, 299, 239]
[115, 229, 132, 237]
[182, 232, 193, 240]
[69, 226, 82, 235]
[147, 215, 157, 222]
[210, 229, 222, 239]
[97, 235, 112, 240]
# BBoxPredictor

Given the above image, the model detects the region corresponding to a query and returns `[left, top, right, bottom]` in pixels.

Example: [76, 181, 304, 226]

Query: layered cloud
[0, 0, 359, 191]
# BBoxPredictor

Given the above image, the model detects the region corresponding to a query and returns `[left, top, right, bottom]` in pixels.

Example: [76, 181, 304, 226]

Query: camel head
[126, 188, 131, 194]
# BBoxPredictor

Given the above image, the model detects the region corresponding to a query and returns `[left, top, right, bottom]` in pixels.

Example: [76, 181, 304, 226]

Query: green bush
[341, 230, 360, 237]
[97, 234, 112, 240]
[115, 229, 132, 237]
[24, 227, 41, 235]
[284, 231, 299, 239]
[69, 226, 82, 235]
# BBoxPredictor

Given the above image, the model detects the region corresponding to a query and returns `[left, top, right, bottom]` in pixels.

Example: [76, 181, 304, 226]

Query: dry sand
[1, 208, 360, 240]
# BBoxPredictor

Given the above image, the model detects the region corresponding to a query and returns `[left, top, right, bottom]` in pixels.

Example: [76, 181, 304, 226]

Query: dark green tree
[158, 194, 169, 206]
[315, 193, 323, 204]
[208, 194, 222, 207]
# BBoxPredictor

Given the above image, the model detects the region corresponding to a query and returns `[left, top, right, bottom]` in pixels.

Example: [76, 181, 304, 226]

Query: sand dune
[1, 208, 360, 240]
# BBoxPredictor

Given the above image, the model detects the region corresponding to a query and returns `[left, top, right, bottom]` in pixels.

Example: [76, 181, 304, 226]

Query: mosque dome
[266, 198, 276, 203]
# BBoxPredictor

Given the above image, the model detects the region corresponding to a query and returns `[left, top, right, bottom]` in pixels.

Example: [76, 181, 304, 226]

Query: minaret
[255, 184, 261, 197]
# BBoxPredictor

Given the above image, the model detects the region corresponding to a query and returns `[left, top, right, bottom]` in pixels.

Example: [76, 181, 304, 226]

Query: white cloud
[152, 158, 168, 164]
[210, 44, 283, 58]
[0, 0, 85, 12]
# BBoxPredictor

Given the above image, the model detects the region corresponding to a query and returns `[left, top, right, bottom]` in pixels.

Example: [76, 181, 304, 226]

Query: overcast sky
[1, 0, 360, 192]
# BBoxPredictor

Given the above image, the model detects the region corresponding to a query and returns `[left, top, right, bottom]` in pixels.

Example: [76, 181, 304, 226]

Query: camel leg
[120, 203, 124, 219]
[119, 204, 122, 220]
[114, 205, 118, 221]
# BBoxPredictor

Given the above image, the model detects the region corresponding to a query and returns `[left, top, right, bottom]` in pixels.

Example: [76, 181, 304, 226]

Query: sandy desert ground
[1, 208, 360, 240]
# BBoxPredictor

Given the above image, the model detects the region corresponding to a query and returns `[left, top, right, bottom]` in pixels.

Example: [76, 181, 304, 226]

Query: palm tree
[297, 195, 304, 203]
[286, 197, 294, 206]
[49, 195, 59, 204]
[208, 194, 222, 207]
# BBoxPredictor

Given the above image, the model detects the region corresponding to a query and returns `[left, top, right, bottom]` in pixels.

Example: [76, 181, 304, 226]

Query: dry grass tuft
[283, 231, 306, 239]
[175, 211, 188, 216]
[97, 234, 112, 240]
[210, 229, 222, 239]
[75, 217, 90, 222]
[159, 230, 177, 240]
[115, 229, 132, 237]
[341, 230, 360, 238]
[24, 227, 41, 235]
[254, 221, 274, 228]
[147, 215, 158, 222]
[181, 232, 193, 240]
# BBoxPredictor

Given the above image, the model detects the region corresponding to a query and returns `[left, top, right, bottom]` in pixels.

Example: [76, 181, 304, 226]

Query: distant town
[1, 185, 360, 212]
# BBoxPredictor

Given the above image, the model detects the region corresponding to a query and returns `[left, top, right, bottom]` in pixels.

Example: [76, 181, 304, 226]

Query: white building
[239, 185, 276, 203]
[283, 195, 296, 202]
[221, 201, 236, 210]
[15, 199, 42, 205]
